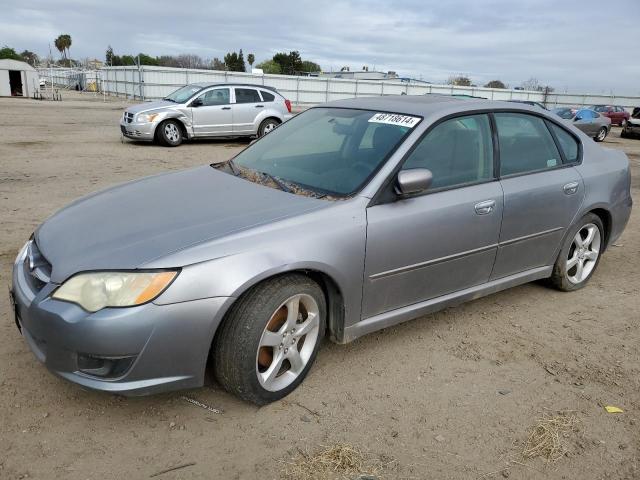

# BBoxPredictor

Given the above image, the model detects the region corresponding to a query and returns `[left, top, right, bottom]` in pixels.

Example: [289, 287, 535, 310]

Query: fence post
[185, 69, 189, 85]
[325, 78, 330, 102]
[381, 82, 384, 96]
[355, 79, 358, 98]
[296, 76, 300, 104]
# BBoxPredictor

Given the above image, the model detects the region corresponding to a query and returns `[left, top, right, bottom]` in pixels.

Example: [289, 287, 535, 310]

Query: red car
[588, 105, 630, 126]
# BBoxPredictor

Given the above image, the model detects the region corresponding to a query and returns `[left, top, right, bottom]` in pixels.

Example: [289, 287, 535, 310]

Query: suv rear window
[260, 91, 275, 102]
[235, 88, 261, 104]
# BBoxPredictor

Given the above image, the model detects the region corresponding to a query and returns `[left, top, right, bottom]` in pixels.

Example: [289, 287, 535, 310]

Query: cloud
[2, 0, 639, 94]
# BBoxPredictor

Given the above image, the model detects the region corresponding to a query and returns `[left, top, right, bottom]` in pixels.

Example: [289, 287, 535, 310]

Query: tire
[621, 128, 629, 139]
[258, 118, 280, 137]
[157, 120, 183, 146]
[549, 213, 604, 292]
[621, 119, 627, 129]
[594, 127, 607, 142]
[213, 274, 326, 405]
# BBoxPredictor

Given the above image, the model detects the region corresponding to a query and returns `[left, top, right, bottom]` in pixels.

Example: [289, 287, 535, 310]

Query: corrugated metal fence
[43, 65, 640, 111]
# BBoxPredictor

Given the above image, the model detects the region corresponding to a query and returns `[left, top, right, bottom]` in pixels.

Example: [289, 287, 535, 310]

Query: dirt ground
[0, 92, 638, 480]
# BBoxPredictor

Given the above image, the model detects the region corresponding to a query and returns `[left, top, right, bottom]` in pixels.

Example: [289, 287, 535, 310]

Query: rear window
[235, 88, 261, 104]
[548, 123, 580, 163]
[260, 91, 275, 102]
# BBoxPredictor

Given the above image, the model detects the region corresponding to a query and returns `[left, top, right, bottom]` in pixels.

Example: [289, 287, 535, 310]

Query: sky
[2, 0, 639, 95]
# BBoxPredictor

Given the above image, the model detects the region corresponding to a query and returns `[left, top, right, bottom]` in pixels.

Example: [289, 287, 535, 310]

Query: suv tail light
[284, 99, 292, 113]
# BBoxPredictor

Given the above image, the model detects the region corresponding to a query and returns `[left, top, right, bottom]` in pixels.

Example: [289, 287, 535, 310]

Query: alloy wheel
[566, 223, 601, 284]
[263, 122, 276, 135]
[597, 128, 607, 141]
[256, 293, 320, 392]
[164, 123, 180, 143]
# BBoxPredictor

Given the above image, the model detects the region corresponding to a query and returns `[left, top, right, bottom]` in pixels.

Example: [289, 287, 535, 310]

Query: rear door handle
[255, 105, 264, 108]
[474, 200, 495, 215]
[221, 106, 231, 110]
[563, 181, 579, 195]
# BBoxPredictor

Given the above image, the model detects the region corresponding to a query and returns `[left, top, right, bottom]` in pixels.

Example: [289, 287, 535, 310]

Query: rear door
[363, 114, 502, 318]
[491, 113, 584, 279]
[573, 109, 598, 136]
[232, 88, 263, 134]
[190, 87, 232, 136]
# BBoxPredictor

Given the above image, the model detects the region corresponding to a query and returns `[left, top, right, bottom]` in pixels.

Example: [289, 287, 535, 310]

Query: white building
[0, 59, 39, 97]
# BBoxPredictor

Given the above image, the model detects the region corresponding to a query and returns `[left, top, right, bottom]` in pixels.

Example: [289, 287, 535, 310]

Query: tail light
[284, 99, 292, 113]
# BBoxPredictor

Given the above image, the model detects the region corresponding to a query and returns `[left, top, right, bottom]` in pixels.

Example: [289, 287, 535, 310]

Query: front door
[491, 112, 585, 279]
[190, 87, 232, 136]
[573, 109, 598, 136]
[362, 113, 502, 318]
[232, 88, 263, 134]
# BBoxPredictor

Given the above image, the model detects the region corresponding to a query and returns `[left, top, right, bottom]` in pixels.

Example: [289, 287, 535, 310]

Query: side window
[495, 113, 562, 176]
[548, 123, 580, 163]
[260, 91, 275, 102]
[403, 114, 494, 189]
[200, 88, 229, 106]
[235, 88, 261, 104]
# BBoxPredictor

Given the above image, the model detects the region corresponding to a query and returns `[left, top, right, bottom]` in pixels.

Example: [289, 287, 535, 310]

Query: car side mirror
[395, 168, 433, 196]
[574, 115, 582, 121]
[191, 98, 203, 108]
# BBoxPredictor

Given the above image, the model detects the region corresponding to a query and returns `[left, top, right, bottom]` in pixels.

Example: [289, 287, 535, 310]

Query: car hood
[36, 166, 327, 283]
[629, 117, 640, 125]
[125, 100, 179, 115]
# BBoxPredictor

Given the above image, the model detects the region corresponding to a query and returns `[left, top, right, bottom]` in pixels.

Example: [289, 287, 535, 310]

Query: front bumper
[623, 122, 640, 137]
[119, 119, 156, 141]
[11, 250, 232, 396]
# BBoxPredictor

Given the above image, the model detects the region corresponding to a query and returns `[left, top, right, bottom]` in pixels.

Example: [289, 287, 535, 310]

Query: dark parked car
[552, 108, 611, 142]
[508, 100, 547, 110]
[621, 108, 640, 139]
[588, 105, 630, 126]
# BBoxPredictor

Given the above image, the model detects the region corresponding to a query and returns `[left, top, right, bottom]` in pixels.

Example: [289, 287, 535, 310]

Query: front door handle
[474, 200, 495, 215]
[221, 106, 231, 110]
[563, 181, 579, 195]
[255, 105, 264, 108]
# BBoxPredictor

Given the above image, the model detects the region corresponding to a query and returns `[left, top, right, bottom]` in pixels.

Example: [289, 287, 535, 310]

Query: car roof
[322, 94, 539, 117]
[190, 82, 278, 93]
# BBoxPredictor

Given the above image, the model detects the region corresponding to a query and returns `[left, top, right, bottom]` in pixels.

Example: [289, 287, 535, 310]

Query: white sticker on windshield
[368, 113, 421, 128]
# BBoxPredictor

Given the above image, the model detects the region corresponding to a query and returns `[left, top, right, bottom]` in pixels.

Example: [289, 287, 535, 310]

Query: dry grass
[280, 443, 395, 480]
[522, 410, 580, 463]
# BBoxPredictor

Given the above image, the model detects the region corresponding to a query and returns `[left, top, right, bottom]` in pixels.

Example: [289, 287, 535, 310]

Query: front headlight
[52, 271, 178, 312]
[136, 113, 159, 123]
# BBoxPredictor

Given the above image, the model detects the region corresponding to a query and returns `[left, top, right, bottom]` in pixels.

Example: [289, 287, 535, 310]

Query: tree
[105, 45, 115, 66]
[0, 46, 23, 61]
[54, 34, 72, 60]
[484, 80, 506, 89]
[212, 57, 225, 70]
[256, 59, 281, 74]
[137, 53, 158, 66]
[520, 77, 554, 93]
[273, 51, 303, 75]
[447, 75, 472, 86]
[223, 50, 245, 72]
[20, 50, 39, 66]
[300, 60, 321, 73]
[247, 53, 255, 69]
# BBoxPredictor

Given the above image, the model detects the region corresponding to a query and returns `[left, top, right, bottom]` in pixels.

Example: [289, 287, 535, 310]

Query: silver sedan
[12, 96, 632, 404]
[552, 107, 611, 142]
[120, 83, 293, 146]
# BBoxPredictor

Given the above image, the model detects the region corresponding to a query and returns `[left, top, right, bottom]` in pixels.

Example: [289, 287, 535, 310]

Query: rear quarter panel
[575, 141, 632, 247]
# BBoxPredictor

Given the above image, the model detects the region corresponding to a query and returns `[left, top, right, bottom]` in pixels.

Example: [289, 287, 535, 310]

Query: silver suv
[120, 83, 293, 146]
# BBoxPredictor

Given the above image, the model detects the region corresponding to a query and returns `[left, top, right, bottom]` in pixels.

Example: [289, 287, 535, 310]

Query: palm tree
[247, 53, 255, 69]
[54, 34, 72, 61]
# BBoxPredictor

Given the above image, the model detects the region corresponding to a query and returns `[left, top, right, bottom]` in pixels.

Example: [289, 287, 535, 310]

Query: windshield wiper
[261, 172, 291, 193]
[163, 98, 176, 102]
[227, 159, 241, 176]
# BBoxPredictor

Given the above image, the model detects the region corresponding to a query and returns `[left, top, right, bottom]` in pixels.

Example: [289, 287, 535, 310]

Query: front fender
[150, 109, 193, 138]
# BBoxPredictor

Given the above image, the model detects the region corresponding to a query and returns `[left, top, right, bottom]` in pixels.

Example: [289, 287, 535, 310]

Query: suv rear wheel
[258, 118, 280, 137]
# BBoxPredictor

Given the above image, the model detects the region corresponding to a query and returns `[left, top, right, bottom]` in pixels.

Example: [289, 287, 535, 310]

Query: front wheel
[213, 274, 326, 405]
[549, 213, 604, 292]
[258, 118, 280, 137]
[157, 120, 183, 146]
[594, 127, 607, 142]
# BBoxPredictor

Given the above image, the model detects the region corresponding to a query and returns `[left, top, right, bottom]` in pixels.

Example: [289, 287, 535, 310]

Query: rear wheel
[594, 127, 607, 142]
[157, 120, 183, 146]
[621, 128, 629, 138]
[258, 118, 280, 137]
[213, 274, 326, 405]
[549, 213, 604, 291]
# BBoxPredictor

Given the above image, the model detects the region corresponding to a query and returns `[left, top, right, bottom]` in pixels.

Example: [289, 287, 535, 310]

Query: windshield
[553, 108, 574, 120]
[591, 105, 608, 112]
[164, 85, 202, 103]
[230, 108, 420, 197]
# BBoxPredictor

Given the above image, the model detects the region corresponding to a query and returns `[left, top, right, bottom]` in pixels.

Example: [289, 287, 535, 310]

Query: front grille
[123, 112, 134, 123]
[24, 240, 52, 292]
